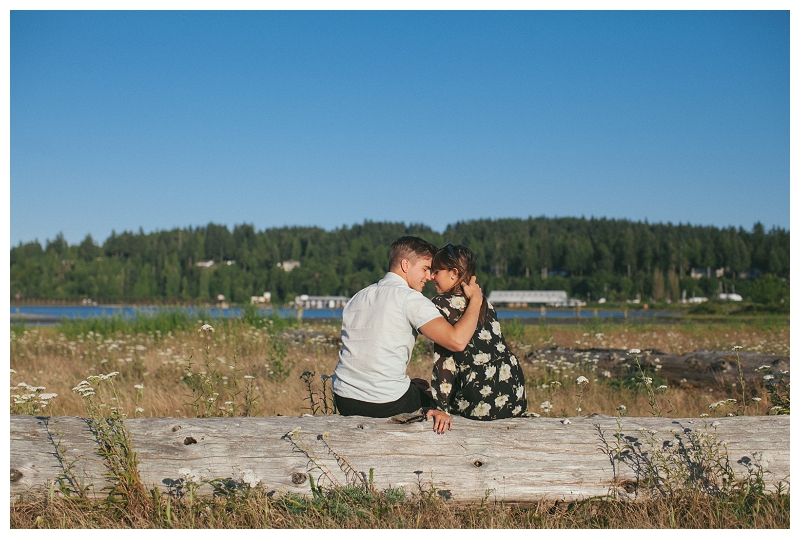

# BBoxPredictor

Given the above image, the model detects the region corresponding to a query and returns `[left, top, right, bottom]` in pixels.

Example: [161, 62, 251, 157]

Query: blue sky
[9, 8, 791, 247]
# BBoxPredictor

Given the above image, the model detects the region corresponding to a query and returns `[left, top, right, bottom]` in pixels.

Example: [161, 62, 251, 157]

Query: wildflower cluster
[756, 365, 790, 415]
[10, 371, 57, 415]
[183, 324, 261, 418]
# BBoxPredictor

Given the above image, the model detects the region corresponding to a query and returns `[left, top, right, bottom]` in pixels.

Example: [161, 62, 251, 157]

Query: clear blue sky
[9, 9, 790, 247]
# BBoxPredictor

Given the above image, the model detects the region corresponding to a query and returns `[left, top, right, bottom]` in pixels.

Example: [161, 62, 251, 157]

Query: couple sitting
[330, 236, 527, 434]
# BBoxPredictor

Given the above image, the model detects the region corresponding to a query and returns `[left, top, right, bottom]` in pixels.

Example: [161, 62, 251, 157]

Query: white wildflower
[241, 469, 259, 488]
[763, 374, 775, 381]
[136, 407, 144, 413]
[602, 370, 612, 378]
[732, 345, 743, 351]
[657, 385, 668, 390]
[39, 393, 58, 400]
[628, 349, 641, 355]
[134, 384, 144, 390]
[751, 397, 762, 402]
[199, 324, 215, 333]
[540, 401, 553, 412]
[616, 405, 627, 412]
[575, 376, 589, 386]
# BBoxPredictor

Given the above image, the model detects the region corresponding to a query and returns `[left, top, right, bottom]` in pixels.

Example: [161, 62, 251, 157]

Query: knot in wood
[11, 468, 22, 482]
[473, 460, 484, 468]
[292, 472, 307, 485]
[184, 436, 198, 445]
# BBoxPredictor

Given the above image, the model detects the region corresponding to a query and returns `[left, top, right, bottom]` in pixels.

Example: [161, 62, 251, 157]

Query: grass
[10, 487, 789, 528]
[8, 313, 790, 528]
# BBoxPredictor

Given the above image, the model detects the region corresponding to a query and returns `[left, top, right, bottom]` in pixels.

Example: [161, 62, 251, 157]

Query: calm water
[10, 305, 678, 324]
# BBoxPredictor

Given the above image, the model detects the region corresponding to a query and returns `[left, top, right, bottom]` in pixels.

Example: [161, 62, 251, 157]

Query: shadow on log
[10, 414, 789, 503]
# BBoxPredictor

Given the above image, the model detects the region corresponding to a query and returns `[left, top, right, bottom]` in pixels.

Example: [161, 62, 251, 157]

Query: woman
[429, 243, 527, 426]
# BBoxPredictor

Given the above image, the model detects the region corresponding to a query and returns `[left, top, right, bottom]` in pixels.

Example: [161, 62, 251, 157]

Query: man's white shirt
[331, 272, 443, 403]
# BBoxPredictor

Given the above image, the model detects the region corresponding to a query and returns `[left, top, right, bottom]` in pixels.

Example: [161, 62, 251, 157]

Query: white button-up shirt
[331, 272, 443, 403]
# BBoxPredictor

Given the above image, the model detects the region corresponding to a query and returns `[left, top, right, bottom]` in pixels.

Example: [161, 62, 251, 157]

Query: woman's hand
[425, 409, 452, 434]
[460, 275, 482, 301]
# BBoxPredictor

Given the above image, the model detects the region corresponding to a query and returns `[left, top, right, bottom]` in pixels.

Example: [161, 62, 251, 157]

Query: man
[331, 236, 483, 433]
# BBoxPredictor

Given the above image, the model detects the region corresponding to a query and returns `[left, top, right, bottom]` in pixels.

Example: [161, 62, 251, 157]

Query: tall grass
[10, 487, 789, 529]
[9, 317, 790, 528]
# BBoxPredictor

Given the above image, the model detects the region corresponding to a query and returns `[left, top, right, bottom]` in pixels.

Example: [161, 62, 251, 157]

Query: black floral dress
[430, 293, 527, 420]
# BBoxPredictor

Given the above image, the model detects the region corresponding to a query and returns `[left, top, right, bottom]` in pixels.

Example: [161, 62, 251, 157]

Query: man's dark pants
[334, 378, 434, 418]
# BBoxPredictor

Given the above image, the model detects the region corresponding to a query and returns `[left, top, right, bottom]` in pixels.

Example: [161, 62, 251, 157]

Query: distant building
[718, 293, 743, 301]
[195, 260, 215, 268]
[690, 267, 725, 279]
[295, 295, 350, 309]
[487, 290, 569, 307]
[251, 292, 272, 305]
[278, 260, 301, 272]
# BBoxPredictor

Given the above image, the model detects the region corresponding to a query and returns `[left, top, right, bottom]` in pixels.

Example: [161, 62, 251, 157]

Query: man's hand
[460, 275, 482, 301]
[426, 409, 452, 434]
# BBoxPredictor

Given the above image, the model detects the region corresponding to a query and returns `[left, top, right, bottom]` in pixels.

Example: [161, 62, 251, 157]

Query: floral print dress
[430, 293, 527, 420]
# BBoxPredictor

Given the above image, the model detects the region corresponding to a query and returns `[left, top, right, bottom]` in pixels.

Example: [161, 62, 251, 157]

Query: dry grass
[10, 485, 790, 529]
[9, 318, 789, 419]
[8, 316, 790, 529]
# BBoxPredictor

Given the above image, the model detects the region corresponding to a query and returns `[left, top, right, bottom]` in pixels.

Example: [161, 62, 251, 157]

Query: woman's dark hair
[432, 243, 488, 325]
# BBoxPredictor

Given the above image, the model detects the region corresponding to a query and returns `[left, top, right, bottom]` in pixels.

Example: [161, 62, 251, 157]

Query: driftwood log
[10, 414, 789, 503]
[526, 347, 789, 389]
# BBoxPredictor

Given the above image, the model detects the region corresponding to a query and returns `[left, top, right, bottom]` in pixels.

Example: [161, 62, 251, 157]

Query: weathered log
[526, 347, 789, 389]
[10, 414, 789, 503]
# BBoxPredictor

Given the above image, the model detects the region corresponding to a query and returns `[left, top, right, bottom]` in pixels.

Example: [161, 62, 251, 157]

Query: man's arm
[419, 276, 482, 352]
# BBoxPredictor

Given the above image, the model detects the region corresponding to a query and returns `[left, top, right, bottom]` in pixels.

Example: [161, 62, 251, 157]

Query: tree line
[9, 217, 789, 305]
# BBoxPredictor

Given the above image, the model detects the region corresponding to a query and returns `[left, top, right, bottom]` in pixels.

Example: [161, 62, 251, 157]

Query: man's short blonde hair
[389, 236, 437, 270]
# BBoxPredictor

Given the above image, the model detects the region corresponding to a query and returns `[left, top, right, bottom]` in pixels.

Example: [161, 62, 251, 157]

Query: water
[10, 305, 679, 325]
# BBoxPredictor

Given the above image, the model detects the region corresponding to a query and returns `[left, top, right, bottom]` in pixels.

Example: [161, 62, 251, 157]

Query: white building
[251, 292, 272, 304]
[277, 260, 301, 272]
[295, 294, 350, 309]
[486, 290, 570, 307]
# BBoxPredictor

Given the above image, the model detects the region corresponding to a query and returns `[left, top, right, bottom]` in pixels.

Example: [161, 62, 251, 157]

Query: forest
[9, 217, 789, 306]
